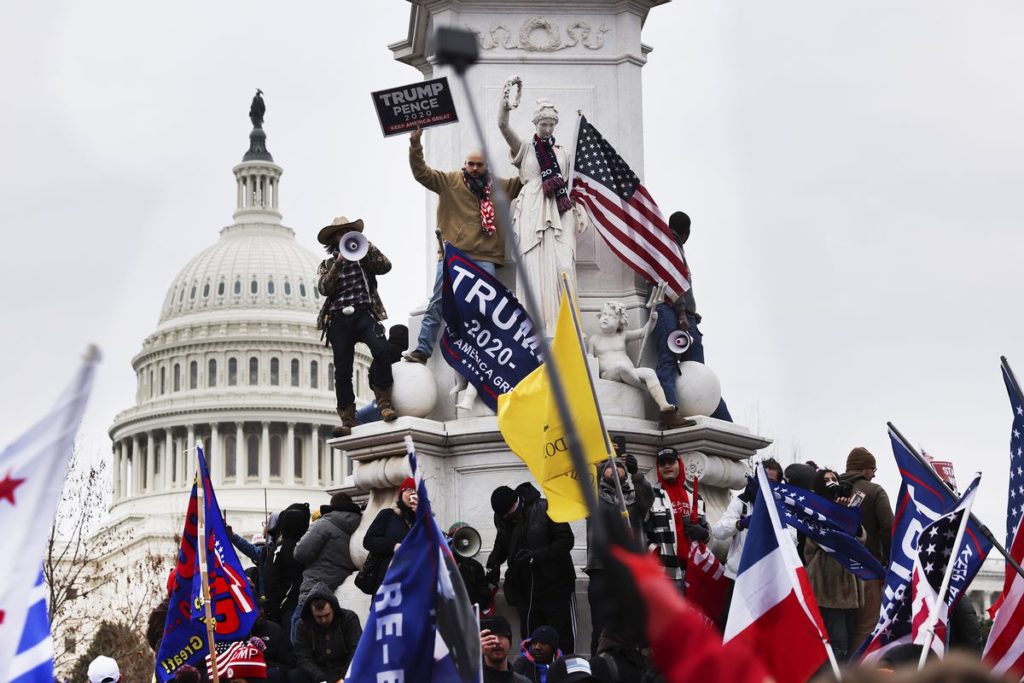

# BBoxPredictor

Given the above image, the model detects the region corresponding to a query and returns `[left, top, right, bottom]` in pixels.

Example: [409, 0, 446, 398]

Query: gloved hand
[485, 565, 500, 587]
[225, 524, 234, 537]
[737, 516, 751, 531]
[683, 520, 710, 544]
[738, 476, 758, 503]
[624, 453, 639, 475]
[512, 548, 535, 564]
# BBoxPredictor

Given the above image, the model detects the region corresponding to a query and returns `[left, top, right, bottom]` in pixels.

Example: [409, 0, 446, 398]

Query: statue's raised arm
[249, 89, 265, 129]
[497, 76, 523, 157]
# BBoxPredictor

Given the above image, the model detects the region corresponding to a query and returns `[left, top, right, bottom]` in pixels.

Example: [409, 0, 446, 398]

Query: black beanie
[491, 486, 519, 516]
[480, 614, 512, 639]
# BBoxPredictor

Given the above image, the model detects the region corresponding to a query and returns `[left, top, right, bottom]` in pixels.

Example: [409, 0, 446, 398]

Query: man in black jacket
[293, 582, 362, 683]
[486, 483, 576, 652]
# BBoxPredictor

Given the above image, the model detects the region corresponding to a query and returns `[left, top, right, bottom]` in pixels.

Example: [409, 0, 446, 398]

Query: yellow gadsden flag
[497, 287, 611, 522]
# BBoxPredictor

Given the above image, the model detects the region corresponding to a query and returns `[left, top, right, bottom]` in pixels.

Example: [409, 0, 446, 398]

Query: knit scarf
[462, 169, 496, 235]
[657, 466, 692, 565]
[532, 134, 573, 214]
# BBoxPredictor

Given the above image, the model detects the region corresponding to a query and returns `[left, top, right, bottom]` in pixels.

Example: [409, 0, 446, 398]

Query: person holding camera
[316, 216, 396, 437]
[805, 468, 867, 661]
[486, 483, 576, 653]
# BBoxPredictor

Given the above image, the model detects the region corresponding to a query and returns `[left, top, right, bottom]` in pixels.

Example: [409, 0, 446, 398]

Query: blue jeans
[653, 305, 732, 422]
[414, 259, 497, 357]
[356, 401, 381, 425]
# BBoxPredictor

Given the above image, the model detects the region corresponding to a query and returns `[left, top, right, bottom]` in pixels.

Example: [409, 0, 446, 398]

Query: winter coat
[949, 597, 984, 653]
[711, 496, 751, 580]
[645, 469, 707, 582]
[456, 555, 494, 611]
[250, 617, 295, 668]
[586, 465, 654, 572]
[511, 639, 562, 683]
[294, 504, 362, 597]
[485, 483, 575, 607]
[409, 138, 523, 266]
[363, 506, 414, 560]
[231, 532, 274, 603]
[267, 509, 308, 621]
[483, 666, 532, 683]
[316, 242, 391, 324]
[146, 596, 169, 652]
[840, 472, 895, 565]
[804, 537, 865, 610]
[293, 582, 362, 683]
[593, 631, 650, 683]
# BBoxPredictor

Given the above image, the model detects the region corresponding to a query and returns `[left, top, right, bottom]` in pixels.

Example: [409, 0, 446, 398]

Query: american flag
[911, 474, 982, 658]
[983, 359, 1024, 676]
[569, 115, 691, 300]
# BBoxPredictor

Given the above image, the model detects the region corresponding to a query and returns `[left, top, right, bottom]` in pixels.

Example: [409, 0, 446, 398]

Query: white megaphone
[447, 522, 482, 558]
[339, 231, 369, 261]
[667, 330, 692, 355]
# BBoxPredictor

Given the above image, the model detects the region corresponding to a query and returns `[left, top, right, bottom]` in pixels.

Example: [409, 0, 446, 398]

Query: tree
[70, 620, 153, 683]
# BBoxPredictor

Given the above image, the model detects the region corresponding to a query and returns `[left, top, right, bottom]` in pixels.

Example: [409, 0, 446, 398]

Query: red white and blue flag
[570, 115, 691, 301]
[984, 358, 1024, 676]
[910, 474, 984, 657]
[0, 349, 97, 683]
[723, 466, 829, 683]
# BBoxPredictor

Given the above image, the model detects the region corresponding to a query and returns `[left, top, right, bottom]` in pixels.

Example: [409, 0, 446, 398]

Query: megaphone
[339, 231, 369, 261]
[667, 330, 692, 355]
[447, 522, 482, 558]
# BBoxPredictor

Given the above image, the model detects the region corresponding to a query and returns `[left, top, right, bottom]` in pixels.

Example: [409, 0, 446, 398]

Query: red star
[0, 471, 25, 505]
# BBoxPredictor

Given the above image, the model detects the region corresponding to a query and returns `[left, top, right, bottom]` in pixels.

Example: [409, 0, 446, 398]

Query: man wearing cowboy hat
[316, 216, 396, 437]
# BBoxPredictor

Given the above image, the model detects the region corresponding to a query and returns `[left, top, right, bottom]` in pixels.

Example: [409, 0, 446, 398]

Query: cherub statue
[588, 301, 683, 427]
[497, 77, 588, 337]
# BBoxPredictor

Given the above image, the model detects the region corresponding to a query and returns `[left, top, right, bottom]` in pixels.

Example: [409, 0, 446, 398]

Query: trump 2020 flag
[911, 474, 985, 657]
[771, 481, 886, 580]
[0, 348, 97, 683]
[156, 446, 258, 682]
[724, 466, 829, 683]
[346, 437, 480, 683]
[856, 426, 991, 662]
[440, 243, 542, 411]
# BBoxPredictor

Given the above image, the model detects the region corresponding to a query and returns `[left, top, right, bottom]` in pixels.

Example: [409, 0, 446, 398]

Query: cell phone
[847, 490, 866, 508]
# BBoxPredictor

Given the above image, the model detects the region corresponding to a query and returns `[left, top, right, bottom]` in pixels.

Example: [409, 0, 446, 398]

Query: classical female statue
[498, 77, 587, 337]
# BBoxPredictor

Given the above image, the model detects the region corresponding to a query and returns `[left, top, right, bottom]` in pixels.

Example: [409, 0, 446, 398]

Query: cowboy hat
[317, 216, 364, 245]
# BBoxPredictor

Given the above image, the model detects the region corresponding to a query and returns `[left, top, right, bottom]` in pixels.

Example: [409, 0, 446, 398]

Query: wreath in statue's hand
[502, 76, 522, 110]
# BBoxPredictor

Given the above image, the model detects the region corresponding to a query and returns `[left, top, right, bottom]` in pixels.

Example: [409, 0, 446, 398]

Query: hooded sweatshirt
[511, 639, 561, 683]
[293, 582, 362, 683]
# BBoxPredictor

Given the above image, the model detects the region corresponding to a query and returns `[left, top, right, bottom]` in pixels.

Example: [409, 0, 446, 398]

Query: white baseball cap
[87, 655, 120, 683]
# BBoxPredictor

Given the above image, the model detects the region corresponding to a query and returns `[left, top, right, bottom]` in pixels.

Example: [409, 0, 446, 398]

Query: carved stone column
[235, 422, 245, 484]
[211, 423, 222, 486]
[309, 426, 319, 487]
[285, 422, 296, 486]
[260, 421, 270, 485]
[164, 429, 174, 490]
[111, 443, 121, 500]
[187, 425, 196, 483]
[145, 433, 155, 493]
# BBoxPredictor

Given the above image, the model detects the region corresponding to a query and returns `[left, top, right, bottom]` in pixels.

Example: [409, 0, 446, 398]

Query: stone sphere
[390, 361, 438, 417]
[675, 361, 722, 417]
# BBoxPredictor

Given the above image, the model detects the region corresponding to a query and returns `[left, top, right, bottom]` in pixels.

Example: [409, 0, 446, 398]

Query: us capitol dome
[107, 108, 372, 522]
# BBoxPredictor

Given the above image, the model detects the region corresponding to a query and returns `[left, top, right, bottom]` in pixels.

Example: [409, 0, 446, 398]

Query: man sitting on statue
[403, 125, 523, 364]
[651, 211, 733, 422]
[316, 216, 397, 437]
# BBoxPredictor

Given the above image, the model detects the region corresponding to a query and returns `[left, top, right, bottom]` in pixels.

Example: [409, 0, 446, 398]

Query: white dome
[158, 222, 323, 326]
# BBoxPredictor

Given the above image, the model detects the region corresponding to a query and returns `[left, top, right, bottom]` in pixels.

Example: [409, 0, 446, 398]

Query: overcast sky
[2, 1, 1023, 532]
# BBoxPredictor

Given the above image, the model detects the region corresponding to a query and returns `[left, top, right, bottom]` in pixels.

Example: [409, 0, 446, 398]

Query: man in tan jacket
[403, 126, 523, 364]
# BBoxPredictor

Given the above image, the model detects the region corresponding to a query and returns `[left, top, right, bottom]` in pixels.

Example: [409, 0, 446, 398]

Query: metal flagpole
[888, 421, 1024, 582]
[917, 473, 981, 670]
[451, 63, 606, 545]
[195, 443, 221, 683]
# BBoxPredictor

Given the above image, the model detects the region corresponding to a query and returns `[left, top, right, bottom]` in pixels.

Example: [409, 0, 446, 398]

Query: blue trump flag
[155, 446, 258, 682]
[346, 437, 481, 683]
[856, 426, 991, 662]
[771, 482, 886, 580]
[440, 243, 542, 411]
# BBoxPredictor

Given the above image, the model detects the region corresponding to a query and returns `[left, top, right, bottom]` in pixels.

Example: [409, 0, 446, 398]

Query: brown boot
[660, 406, 691, 430]
[374, 386, 398, 422]
[332, 404, 356, 438]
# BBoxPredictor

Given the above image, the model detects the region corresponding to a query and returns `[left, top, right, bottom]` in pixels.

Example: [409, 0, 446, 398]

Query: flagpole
[918, 473, 981, 670]
[449, 35, 607, 547]
[195, 443, 221, 683]
[887, 421, 1024, 582]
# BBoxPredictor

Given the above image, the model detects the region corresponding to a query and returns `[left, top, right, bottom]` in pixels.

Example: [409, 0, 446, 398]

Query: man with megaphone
[316, 216, 397, 437]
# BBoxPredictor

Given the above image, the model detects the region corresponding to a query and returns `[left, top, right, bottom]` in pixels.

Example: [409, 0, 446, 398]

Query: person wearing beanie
[840, 446, 894, 653]
[362, 477, 419, 592]
[268, 504, 309, 630]
[356, 324, 410, 425]
[480, 615, 532, 683]
[647, 210, 733, 425]
[512, 625, 562, 683]
[486, 483, 576, 652]
[292, 493, 362, 638]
